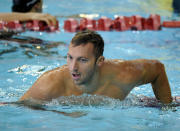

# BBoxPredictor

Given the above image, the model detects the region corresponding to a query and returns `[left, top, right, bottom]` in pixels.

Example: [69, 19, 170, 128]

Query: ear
[96, 56, 105, 66]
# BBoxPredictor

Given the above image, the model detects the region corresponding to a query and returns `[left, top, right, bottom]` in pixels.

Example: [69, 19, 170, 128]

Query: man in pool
[20, 30, 175, 104]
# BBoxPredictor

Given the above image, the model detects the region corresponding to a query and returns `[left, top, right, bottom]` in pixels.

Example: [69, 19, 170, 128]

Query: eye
[79, 58, 88, 63]
[67, 55, 72, 60]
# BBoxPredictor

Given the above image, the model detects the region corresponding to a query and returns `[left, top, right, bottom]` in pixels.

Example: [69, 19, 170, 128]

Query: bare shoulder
[103, 59, 162, 67]
[34, 64, 70, 87]
[101, 59, 163, 81]
[20, 65, 69, 101]
[41, 65, 68, 78]
[104, 59, 124, 65]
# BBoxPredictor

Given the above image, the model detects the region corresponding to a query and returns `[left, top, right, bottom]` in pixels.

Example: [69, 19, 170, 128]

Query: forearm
[0, 13, 31, 22]
[0, 13, 57, 26]
[151, 62, 172, 104]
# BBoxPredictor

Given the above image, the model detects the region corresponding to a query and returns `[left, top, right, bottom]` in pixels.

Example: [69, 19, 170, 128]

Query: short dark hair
[71, 30, 104, 59]
[12, 0, 40, 12]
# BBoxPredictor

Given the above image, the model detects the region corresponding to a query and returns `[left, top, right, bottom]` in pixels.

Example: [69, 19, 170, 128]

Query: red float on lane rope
[25, 20, 59, 32]
[97, 17, 113, 31]
[162, 21, 180, 28]
[113, 16, 129, 31]
[79, 18, 96, 31]
[64, 19, 79, 32]
[5, 21, 22, 31]
[0, 21, 4, 30]
[131, 15, 143, 30]
[143, 14, 161, 30]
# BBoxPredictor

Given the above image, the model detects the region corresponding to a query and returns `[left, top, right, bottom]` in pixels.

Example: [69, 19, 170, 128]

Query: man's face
[67, 42, 97, 85]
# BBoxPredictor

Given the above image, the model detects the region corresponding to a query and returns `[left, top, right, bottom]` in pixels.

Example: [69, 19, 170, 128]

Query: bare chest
[63, 74, 131, 100]
[92, 81, 129, 100]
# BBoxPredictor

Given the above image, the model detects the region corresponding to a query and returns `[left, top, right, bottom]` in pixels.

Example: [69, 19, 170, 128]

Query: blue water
[0, 0, 180, 131]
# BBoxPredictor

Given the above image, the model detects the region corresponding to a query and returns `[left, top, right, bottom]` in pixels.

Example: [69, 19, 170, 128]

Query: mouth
[72, 73, 81, 80]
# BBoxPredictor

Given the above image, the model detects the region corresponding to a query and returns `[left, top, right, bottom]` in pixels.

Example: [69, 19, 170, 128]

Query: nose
[71, 60, 78, 72]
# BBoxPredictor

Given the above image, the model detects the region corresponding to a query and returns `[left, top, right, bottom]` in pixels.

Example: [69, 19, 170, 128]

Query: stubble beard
[74, 65, 97, 86]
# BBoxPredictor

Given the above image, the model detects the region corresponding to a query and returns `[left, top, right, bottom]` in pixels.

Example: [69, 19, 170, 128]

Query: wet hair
[71, 30, 104, 59]
[12, 0, 40, 12]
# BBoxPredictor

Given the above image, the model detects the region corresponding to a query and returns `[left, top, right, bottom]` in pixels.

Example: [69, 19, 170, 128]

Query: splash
[46, 94, 149, 109]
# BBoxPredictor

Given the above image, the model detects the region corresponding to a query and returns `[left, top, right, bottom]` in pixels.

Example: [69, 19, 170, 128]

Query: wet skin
[20, 42, 172, 104]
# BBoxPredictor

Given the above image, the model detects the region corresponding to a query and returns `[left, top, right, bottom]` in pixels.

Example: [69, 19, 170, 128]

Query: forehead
[68, 43, 95, 57]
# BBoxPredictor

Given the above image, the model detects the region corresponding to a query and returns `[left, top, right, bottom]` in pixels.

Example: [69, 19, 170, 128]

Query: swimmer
[173, 0, 180, 14]
[19, 30, 179, 105]
[0, 0, 57, 29]
[0, 0, 59, 57]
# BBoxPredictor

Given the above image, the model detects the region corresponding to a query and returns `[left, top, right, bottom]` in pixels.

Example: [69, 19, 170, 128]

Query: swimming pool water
[0, 0, 180, 131]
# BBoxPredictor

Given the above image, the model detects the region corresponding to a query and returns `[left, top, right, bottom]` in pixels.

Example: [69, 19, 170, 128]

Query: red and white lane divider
[1, 14, 180, 33]
[0, 20, 59, 32]
[64, 14, 180, 32]
[64, 14, 161, 32]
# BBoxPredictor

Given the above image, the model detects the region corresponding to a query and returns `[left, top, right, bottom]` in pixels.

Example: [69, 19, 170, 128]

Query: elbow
[153, 60, 165, 74]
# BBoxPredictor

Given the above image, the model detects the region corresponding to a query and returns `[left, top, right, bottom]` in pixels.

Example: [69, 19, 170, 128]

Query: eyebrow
[67, 53, 88, 59]
[78, 57, 88, 59]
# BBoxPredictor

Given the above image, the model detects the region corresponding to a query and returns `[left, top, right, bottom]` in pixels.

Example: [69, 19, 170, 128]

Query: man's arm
[131, 59, 172, 104]
[20, 67, 65, 101]
[0, 13, 57, 26]
[114, 59, 172, 104]
[142, 60, 172, 104]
